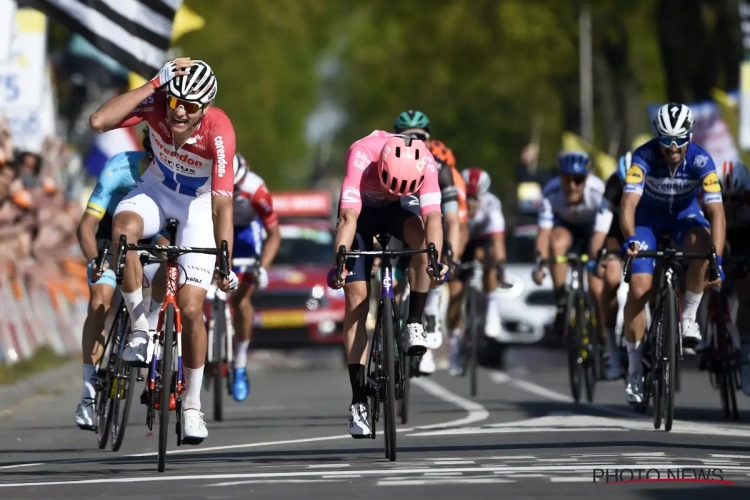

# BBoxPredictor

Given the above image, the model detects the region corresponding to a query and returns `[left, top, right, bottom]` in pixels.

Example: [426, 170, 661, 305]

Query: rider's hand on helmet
[150, 58, 193, 90]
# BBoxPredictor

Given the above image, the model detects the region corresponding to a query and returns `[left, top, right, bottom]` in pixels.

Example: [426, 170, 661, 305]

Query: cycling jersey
[117, 91, 236, 198]
[234, 171, 278, 229]
[451, 166, 468, 224]
[468, 192, 506, 239]
[339, 130, 441, 216]
[601, 173, 623, 215]
[538, 174, 608, 233]
[437, 163, 458, 213]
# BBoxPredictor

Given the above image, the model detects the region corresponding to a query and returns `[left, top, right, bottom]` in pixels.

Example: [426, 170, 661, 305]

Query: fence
[0, 259, 88, 364]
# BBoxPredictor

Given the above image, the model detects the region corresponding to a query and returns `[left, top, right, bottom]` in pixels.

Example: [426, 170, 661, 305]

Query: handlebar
[335, 242, 441, 279]
[623, 242, 718, 284]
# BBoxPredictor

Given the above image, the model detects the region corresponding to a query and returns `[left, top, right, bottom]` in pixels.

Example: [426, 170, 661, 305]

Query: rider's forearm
[620, 192, 640, 239]
[333, 209, 358, 265]
[706, 203, 726, 256]
[535, 228, 551, 259]
[77, 216, 100, 262]
[89, 84, 154, 133]
[492, 232, 507, 264]
[260, 225, 281, 269]
[212, 195, 234, 259]
[590, 231, 606, 257]
[424, 212, 444, 262]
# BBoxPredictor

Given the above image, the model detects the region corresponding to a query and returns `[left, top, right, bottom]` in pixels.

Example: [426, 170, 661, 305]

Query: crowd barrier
[0, 259, 88, 365]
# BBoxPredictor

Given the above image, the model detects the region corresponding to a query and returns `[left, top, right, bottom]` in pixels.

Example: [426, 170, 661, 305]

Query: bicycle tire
[383, 298, 397, 462]
[398, 294, 410, 424]
[651, 301, 663, 429]
[110, 355, 136, 452]
[565, 292, 582, 403]
[158, 303, 176, 473]
[715, 292, 740, 421]
[468, 288, 480, 397]
[97, 305, 127, 449]
[663, 286, 678, 432]
[582, 298, 597, 403]
[213, 298, 226, 422]
[728, 365, 739, 421]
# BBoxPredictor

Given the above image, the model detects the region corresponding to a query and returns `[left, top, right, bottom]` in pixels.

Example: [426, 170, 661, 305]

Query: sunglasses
[167, 96, 203, 114]
[563, 175, 587, 185]
[657, 135, 689, 149]
[406, 132, 430, 141]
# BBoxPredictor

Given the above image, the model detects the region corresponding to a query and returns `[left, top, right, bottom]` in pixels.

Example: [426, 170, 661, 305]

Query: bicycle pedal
[136, 374, 144, 382]
[181, 437, 204, 446]
[351, 434, 369, 440]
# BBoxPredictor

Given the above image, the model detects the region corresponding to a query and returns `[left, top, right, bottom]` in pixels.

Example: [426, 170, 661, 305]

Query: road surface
[1, 347, 749, 499]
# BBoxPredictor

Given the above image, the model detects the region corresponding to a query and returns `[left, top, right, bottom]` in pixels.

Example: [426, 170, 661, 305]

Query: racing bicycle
[112, 219, 230, 472]
[335, 236, 439, 461]
[455, 260, 485, 397]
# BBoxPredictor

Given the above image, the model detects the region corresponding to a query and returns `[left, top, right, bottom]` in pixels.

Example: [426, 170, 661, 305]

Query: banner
[739, 1, 750, 149]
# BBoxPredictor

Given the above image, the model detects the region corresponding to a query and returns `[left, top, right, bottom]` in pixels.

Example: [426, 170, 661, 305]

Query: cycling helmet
[617, 151, 632, 184]
[654, 102, 694, 137]
[428, 139, 456, 169]
[166, 60, 217, 105]
[462, 168, 490, 198]
[233, 153, 248, 185]
[394, 110, 431, 133]
[558, 151, 590, 176]
[719, 161, 750, 195]
[378, 135, 429, 196]
[141, 129, 154, 160]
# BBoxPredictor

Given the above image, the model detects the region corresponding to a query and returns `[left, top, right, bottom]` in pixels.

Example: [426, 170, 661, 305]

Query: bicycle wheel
[565, 292, 582, 403]
[582, 299, 597, 403]
[212, 298, 226, 422]
[96, 306, 127, 449]
[663, 286, 678, 432]
[713, 293, 740, 421]
[468, 288, 480, 397]
[110, 351, 136, 451]
[158, 303, 176, 473]
[398, 294, 410, 424]
[382, 298, 397, 462]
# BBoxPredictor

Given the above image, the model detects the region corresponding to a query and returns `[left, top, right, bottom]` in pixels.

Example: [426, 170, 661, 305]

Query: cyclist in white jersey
[89, 58, 239, 442]
[532, 151, 609, 338]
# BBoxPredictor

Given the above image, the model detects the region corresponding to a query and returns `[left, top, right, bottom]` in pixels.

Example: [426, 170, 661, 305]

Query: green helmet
[394, 110, 431, 133]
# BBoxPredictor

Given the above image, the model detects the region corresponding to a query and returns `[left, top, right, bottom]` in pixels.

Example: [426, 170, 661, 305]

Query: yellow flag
[561, 131, 616, 180]
[128, 5, 206, 90]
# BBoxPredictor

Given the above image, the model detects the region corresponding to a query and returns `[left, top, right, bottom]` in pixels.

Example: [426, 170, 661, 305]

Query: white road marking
[208, 479, 347, 486]
[308, 464, 349, 469]
[3, 464, 750, 488]
[409, 378, 490, 429]
[549, 476, 589, 483]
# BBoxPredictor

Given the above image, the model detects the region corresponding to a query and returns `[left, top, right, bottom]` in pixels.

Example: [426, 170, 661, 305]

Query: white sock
[424, 287, 441, 316]
[626, 341, 642, 376]
[184, 365, 204, 411]
[234, 340, 250, 369]
[82, 364, 97, 400]
[122, 288, 149, 333]
[146, 298, 162, 332]
[683, 291, 703, 322]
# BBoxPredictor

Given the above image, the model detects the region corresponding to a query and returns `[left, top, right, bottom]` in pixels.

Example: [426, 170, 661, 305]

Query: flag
[85, 127, 140, 177]
[29, 0, 183, 79]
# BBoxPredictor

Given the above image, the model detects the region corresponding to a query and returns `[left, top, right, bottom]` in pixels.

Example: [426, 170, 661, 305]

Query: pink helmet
[377, 135, 429, 196]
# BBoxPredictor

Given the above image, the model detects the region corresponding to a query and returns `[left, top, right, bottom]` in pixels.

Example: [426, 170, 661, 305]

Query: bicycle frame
[150, 256, 184, 403]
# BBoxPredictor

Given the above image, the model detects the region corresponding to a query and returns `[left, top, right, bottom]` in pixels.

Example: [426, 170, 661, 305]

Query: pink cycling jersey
[117, 91, 236, 198]
[339, 130, 441, 216]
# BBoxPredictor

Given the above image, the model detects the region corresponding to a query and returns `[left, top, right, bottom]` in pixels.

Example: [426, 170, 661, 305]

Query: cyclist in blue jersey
[620, 102, 726, 405]
[74, 133, 168, 429]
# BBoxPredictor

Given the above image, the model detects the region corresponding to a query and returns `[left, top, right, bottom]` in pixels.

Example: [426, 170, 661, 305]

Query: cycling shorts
[344, 199, 421, 284]
[233, 220, 264, 283]
[114, 173, 215, 291]
[631, 202, 710, 275]
[552, 216, 594, 251]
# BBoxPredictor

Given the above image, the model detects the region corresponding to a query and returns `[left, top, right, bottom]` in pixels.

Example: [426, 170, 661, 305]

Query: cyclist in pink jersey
[89, 58, 238, 443]
[328, 131, 447, 437]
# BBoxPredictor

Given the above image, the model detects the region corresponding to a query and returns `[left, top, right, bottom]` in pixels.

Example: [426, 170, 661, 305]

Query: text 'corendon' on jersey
[116, 92, 237, 198]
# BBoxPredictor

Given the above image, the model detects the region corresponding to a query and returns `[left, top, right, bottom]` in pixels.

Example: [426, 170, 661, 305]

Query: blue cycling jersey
[624, 139, 722, 214]
[85, 151, 145, 219]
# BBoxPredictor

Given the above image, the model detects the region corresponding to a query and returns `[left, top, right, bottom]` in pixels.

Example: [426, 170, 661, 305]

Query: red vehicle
[248, 191, 344, 348]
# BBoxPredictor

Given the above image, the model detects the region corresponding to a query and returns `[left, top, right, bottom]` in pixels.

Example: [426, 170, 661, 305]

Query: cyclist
[74, 133, 168, 429]
[590, 152, 629, 380]
[447, 168, 507, 375]
[715, 161, 750, 394]
[620, 102, 725, 405]
[229, 153, 281, 401]
[328, 131, 446, 437]
[89, 57, 239, 442]
[532, 152, 607, 341]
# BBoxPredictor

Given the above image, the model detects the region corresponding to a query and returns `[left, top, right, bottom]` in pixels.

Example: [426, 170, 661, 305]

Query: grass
[0, 346, 76, 386]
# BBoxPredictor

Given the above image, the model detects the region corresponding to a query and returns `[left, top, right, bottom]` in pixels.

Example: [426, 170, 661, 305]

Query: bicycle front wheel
[565, 292, 582, 403]
[158, 303, 176, 472]
[663, 286, 678, 432]
[468, 288, 480, 397]
[212, 299, 226, 422]
[383, 298, 397, 462]
[97, 305, 128, 449]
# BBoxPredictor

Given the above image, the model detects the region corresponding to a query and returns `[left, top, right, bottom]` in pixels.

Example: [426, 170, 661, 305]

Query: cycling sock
[424, 287, 441, 316]
[407, 291, 427, 324]
[81, 364, 97, 400]
[348, 363, 367, 404]
[626, 341, 642, 375]
[553, 286, 566, 310]
[146, 298, 162, 332]
[184, 365, 204, 410]
[607, 328, 619, 359]
[683, 291, 703, 322]
[122, 288, 149, 333]
[234, 340, 250, 369]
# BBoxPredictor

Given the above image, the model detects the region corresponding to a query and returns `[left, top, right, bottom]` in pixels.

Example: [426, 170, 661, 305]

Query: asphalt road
[1, 347, 750, 499]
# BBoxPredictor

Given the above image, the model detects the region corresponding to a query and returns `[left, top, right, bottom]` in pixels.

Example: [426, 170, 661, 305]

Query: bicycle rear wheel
[582, 299, 597, 403]
[212, 298, 226, 422]
[398, 294, 410, 424]
[110, 353, 136, 452]
[468, 288, 480, 397]
[663, 286, 678, 432]
[97, 305, 128, 449]
[158, 303, 176, 472]
[565, 292, 582, 403]
[383, 299, 397, 462]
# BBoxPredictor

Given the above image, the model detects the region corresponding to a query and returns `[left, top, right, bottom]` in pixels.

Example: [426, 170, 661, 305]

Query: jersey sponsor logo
[341, 186, 361, 203]
[140, 96, 155, 105]
[693, 155, 709, 168]
[380, 145, 391, 162]
[625, 166, 643, 184]
[214, 136, 227, 177]
[353, 150, 369, 171]
[703, 171, 721, 193]
[85, 203, 104, 216]
[415, 156, 427, 173]
[93, 183, 104, 196]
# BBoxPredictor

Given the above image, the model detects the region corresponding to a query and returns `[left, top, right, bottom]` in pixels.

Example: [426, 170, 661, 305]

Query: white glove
[227, 270, 239, 291]
[257, 267, 269, 290]
[151, 60, 181, 89]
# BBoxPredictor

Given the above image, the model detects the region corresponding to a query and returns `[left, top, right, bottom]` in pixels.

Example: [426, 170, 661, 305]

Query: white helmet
[462, 168, 491, 198]
[166, 60, 217, 105]
[233, 153, 248, 185]
[718, 161, 750, 195]
[653, 102, 694, 137]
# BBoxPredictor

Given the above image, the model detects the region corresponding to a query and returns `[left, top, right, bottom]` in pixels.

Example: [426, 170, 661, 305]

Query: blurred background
[0, 0, 749, 370]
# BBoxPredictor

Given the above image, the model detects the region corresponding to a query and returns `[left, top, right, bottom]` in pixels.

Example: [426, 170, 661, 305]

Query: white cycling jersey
[538, 175, 610, 233]
[468, 192, 506, 239]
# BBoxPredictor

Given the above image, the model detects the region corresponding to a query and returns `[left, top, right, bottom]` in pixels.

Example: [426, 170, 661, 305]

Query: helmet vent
[395, 146, 401, 158]
[400, 180, 407, 194]
[409, 180, 417, 193]
[390, 177, 398, 192]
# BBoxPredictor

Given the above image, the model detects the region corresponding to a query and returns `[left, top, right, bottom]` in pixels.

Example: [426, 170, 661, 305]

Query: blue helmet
[558, 151, 590, 175]
[617, 151, 632, 184]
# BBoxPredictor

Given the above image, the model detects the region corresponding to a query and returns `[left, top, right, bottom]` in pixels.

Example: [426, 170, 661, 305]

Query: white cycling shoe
[122, 331, 155, 367]
[682, 318, 702, 351]
[625, 372, 644, 404]
[75, 397, 96, 429]
[406, 323, 428, 356]
[348, 402, 370, 438]
[182, 408, 208, 443]
[419, 349, 436, 375]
